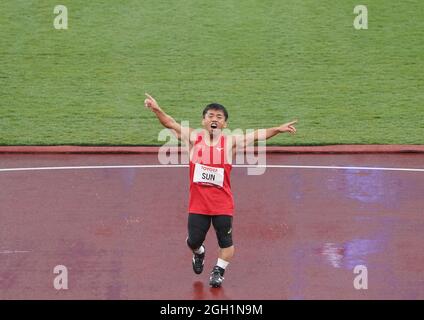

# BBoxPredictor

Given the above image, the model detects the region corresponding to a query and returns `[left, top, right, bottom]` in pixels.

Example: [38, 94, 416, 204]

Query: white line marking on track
[0, 250, 31, 254]
[0, 165, 185, 172]
[0, 164, 423, 173]
[238, 164, 424, 172]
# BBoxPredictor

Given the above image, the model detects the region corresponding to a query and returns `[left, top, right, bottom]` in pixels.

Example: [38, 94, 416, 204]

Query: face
[202, 109, 227, 135]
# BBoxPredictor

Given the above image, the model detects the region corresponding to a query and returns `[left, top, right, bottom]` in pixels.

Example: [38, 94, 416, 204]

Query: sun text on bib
[193, 163, 224, 188]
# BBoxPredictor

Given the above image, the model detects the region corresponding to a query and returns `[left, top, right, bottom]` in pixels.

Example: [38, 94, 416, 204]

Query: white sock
[194, 245, 205, 255]
[216, 258, 229, 269]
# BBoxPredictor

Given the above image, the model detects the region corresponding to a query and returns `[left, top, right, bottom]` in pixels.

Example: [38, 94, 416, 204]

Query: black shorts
[187, 213, 233, 249]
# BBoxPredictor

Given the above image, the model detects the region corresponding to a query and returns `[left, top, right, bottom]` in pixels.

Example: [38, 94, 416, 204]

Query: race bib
[193, 163, 224, 188]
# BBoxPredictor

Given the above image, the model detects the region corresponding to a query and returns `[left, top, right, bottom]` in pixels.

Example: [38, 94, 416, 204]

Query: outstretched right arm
[144, 93, 195, 146]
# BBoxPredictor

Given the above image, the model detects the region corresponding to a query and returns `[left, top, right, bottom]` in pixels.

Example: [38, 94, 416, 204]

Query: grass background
[0, 0, 423, 145]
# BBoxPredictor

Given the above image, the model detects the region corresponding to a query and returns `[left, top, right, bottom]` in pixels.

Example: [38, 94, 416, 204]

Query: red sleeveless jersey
[188, 132, 234, 216]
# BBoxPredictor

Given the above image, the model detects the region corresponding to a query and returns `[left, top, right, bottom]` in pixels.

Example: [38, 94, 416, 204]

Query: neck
[210, 132, 221, 140]
[204, 131, 221, 146]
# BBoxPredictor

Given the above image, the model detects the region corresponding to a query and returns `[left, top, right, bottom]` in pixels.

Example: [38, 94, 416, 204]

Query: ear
[223, 122, 227, 128]
[202, 118, 206, 126]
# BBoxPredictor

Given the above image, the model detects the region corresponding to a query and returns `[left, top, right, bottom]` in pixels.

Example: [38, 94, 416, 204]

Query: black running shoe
[209, 266, 225, 288]
[192, 247, 205, 274]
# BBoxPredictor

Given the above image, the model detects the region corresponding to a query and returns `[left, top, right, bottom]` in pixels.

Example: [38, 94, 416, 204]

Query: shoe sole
[193, 268, 203, 275]
[210, 283, 221, 288]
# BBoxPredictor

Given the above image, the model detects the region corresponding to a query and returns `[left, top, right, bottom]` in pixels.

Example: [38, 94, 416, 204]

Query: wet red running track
[0, 153, 423, 299]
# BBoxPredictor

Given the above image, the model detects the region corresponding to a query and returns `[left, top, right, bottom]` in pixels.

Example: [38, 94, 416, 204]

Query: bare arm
[233, 120, 298, 150]
[144, 93, 194, 145]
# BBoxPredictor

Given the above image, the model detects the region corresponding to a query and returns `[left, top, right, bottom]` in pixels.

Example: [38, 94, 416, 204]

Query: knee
[186, 237, 203, 251]
[218, 235, 233, 250]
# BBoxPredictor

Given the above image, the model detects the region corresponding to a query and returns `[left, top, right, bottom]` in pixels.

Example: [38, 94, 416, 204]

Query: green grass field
[0, 0, 423, 145]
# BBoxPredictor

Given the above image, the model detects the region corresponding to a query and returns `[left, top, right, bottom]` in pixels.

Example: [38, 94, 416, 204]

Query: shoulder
[189, 130, 203, 145]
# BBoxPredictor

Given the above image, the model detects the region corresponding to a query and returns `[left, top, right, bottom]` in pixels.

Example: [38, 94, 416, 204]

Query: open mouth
[211, 123, 218, 129]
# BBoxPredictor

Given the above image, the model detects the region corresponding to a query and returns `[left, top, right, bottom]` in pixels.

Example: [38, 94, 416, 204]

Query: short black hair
[202, 103, 228, 121]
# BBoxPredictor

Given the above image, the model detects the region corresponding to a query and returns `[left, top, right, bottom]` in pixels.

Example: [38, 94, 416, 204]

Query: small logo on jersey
[217, 147, 223, 152]
[227, 228, 232, 234]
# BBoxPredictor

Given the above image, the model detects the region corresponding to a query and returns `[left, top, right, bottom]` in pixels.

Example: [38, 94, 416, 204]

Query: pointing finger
[145, 93, 154, 100]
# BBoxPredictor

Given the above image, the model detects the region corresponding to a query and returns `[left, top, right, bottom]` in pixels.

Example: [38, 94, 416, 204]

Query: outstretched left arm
[233, 120, 298, 150]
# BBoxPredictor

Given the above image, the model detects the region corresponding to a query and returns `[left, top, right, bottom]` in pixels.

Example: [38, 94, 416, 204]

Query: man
[144, 93, 297, 287]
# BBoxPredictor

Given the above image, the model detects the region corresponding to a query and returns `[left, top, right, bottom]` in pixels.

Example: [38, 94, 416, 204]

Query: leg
[210, 215, 234, 287]
[213, 215, 234, 261]
[187, 213, 211, 274]
[218, 245, 235, 261]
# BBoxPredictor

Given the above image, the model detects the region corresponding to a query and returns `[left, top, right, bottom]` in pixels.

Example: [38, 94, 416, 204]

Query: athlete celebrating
[144, 93, 297, 287]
